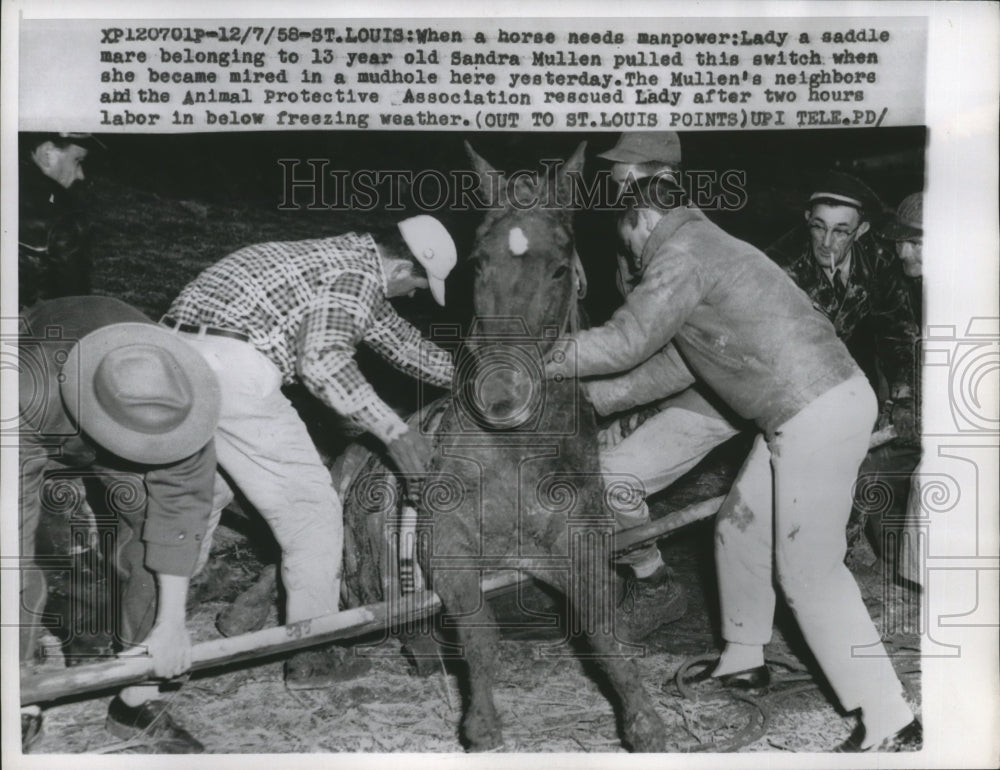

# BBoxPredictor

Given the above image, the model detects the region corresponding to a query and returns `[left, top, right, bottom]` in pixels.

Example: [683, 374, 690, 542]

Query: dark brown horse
[363, 142, 666, 752]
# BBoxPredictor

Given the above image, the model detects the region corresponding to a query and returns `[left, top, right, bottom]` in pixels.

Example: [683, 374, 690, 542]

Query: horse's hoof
[462, 713, 503, 752]
[623, 709, 668, 753]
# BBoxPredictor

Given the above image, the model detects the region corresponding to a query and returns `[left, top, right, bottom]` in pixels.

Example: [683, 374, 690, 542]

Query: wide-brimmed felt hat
[878, 192, 923, 240]
[597, 132, 682, 166]
[60, 323, 220, 464]
[397, 215, 457, 306]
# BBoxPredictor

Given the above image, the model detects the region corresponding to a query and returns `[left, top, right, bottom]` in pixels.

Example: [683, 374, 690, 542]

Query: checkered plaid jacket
[168, 232, 454, 443]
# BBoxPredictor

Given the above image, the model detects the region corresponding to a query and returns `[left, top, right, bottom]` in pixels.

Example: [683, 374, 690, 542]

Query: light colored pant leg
[602, 400, 739, 566]
[714, 433, 776, 644]
[897, 466, 924, 587]
[772, 376, 908, 715]
[601, 400, 741, 500]
[192, 472, 234, 576]
[182, 334, 343, 622]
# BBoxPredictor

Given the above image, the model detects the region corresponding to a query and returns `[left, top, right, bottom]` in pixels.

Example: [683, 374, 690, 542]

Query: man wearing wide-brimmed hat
[18, 295, 221, 752]
[165, 215, 457, 688]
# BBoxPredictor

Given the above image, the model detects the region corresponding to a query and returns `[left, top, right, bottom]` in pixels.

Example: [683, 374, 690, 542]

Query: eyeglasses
[808, 221, 861, 244]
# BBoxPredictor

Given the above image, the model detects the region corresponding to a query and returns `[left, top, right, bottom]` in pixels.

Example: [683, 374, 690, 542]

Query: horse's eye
[552, 265, 570, 279]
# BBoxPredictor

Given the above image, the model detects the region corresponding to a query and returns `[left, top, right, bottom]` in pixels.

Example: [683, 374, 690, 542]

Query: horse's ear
[465, 141, 496, 179]
[555, 141, 587, 213]
[465, 141, 502, 202]
[561, 141, 587, 178]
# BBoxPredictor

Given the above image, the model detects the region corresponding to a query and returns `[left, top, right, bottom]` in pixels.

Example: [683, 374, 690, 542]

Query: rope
[669, 653, 816, 752]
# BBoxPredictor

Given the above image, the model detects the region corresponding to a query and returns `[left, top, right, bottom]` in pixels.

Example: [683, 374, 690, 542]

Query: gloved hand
[386, 428, 433, 505]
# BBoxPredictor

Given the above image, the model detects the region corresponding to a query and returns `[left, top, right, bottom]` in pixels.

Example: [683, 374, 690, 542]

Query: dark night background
[69, 127, 926, 324]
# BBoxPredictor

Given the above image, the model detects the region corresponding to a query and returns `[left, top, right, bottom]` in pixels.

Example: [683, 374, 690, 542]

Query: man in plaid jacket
[165, 215, 456, 687]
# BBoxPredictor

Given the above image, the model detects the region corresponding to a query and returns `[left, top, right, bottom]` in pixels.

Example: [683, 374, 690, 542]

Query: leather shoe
[106, 697, 204, 753]
[681, 659, 771, 692]
[615, 576, 687, 643]
[216, 564, 278, 637]
[285, 644, 372, 690]
[835, 718, 922, 752]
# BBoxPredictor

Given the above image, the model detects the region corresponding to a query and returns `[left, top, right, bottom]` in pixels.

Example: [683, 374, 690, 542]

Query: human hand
[122, 620, 192, 679]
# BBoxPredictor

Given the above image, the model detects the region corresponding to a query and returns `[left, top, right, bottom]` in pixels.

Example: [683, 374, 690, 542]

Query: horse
[341, 142, 669, 752]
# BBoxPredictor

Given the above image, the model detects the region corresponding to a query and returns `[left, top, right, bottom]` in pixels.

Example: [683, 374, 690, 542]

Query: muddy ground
[29, 510, 922, 754]
[24, 170, 921, 754]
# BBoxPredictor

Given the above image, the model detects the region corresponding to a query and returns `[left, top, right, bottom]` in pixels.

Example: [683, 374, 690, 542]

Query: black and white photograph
[2, 2, 997, 767]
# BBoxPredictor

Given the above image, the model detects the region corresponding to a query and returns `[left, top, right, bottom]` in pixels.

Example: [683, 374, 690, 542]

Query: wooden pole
[20, 427, 898, 705]
[20, 572, 525, 705]
[613, 425, 898, 553]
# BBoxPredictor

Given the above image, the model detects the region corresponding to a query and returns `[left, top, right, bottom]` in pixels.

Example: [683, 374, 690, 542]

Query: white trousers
[180, 333, 343, 623]
[599, 391, 739, 565]
[715, 375, 908, 714]
[897, 465, 925, 587]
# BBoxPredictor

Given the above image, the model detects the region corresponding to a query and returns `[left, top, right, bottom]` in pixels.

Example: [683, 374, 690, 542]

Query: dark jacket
[766, 225, 919, 401]
[568, 206, 861, 435]
[19, 296, 215, 576]
[18, 160, 91, 308]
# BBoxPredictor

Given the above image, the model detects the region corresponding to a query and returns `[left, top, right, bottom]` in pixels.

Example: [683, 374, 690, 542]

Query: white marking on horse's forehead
[508, 227, 530, 256]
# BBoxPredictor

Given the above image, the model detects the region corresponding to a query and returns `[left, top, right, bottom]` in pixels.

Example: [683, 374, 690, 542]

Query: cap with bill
[597, 132, 682, 166]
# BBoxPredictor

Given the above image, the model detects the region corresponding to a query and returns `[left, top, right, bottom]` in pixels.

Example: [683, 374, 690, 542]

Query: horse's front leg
[538, 550, 669, 753]
[433, 570, 503, 751]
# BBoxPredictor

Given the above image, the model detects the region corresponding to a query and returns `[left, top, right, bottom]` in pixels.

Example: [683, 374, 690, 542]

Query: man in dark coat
[18, 133, 99, 308]
[19, 296, 220, 752]
[766, 171, 920, 441]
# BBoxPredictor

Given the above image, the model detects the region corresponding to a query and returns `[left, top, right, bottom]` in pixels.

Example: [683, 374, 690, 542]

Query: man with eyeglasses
[767, 172, 921, 579]
[767, 171, 919, 446]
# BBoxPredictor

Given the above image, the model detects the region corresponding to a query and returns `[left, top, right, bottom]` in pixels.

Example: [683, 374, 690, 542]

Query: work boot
[614, 571, 687, 643]
[105, 697, 204, 753]
[216, 564, 277, 637]
[284, 644, 372, 690]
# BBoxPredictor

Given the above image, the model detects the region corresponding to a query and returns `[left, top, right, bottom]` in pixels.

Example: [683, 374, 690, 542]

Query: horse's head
[460, 142, 586, 430]
[465, 141, 586, 342]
